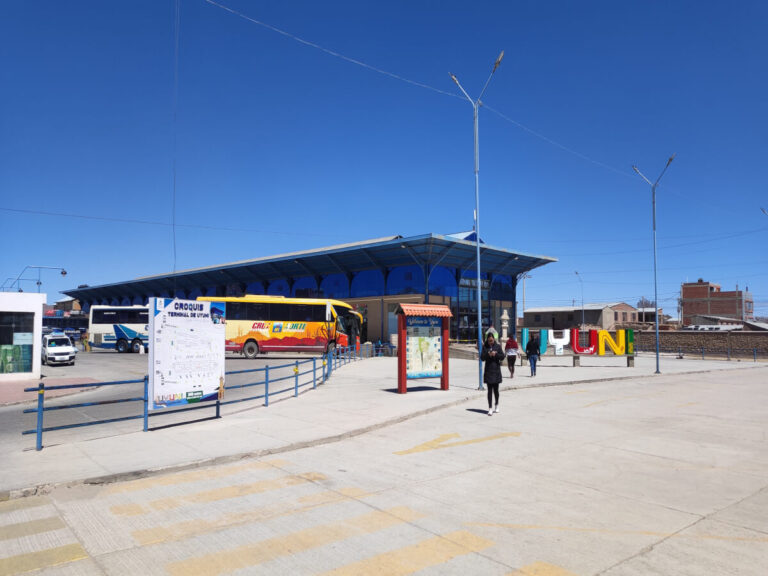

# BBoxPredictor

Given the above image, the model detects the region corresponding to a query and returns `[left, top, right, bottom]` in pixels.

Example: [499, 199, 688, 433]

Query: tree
[637, 297, 655, 308]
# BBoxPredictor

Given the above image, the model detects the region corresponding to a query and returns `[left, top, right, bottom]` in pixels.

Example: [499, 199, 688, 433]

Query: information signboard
[405, 316, 443, 378]
[148, 298, 225, 410]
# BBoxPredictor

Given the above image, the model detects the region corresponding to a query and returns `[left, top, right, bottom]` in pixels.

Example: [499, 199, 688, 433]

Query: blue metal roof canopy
[63, 233, 557, 304]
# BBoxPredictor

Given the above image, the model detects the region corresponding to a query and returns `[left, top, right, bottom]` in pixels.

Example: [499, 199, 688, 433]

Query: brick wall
[635, 331, 768, 355]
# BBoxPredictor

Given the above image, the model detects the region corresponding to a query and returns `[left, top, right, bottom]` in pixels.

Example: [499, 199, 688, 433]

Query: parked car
[41, 335, 77, 366]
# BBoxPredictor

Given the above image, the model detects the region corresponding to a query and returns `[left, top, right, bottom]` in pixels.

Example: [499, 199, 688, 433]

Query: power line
[0, 207, 335, 238]
[172, 0, 181, 281]
[204, 0, 767, 229]
[204, 0, 459, 99]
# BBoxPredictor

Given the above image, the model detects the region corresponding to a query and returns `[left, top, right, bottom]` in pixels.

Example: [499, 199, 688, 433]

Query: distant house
[523, 302, 640, 331]
[681, 279, 754, 326]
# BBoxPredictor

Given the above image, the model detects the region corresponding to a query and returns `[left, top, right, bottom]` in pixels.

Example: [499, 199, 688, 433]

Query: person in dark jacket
[481, 333, 504, 415]
[525, 334, 540, 377]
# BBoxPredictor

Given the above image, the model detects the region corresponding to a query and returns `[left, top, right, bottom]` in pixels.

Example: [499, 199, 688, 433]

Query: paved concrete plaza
[0, 355, 766, 574]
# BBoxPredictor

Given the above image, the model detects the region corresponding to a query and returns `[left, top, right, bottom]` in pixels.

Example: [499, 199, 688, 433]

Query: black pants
[487, 383, 500, 407]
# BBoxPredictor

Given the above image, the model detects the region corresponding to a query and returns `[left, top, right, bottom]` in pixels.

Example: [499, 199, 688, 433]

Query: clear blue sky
[2, 1, 767, 317]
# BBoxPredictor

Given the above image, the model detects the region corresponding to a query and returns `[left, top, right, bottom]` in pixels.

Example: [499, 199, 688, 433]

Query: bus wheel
[243, 341, 259, 359]
[131, 339, 143, 353]
[116, 339, 128, 353]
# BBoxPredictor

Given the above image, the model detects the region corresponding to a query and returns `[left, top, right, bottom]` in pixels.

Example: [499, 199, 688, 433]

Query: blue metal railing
[23, 346, 370, 451]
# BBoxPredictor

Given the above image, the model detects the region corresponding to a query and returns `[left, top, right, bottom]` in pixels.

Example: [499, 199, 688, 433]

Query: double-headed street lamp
[574, 271, 584, 327]
[633, 155, 675, 374]
[450, 50, 504, 391]
[9, 266, 67, 293]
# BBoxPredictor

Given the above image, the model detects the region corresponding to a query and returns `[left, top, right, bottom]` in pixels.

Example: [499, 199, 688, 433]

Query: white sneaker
[493, 406, 499, 413]
[487, 408, 493, 416]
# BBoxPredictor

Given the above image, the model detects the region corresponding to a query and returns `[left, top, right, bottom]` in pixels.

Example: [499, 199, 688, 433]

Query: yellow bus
[196, 295, 362, 358]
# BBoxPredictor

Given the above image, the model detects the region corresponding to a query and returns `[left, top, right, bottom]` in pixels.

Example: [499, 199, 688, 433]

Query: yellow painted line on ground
[0, 543, 88, 576]
[582, 393, 664, 409]
[508, 561, 579, 576]
[564, 390, 589, 395]
[0, 496, 50, 515]
[122, 471, 326, 515]
[320, 530, 493, 576]
[133, 487, 369, 546]
[110, 503, 145, 517]
[187, 472, 326, 504]
[0, 516, 66, 541]
[676, 402, 698, 408]
[468, 522, 768, 544]
[395, 432, 520, 455]
[165, 506, 423, 576]
[104, 459, 289, 494]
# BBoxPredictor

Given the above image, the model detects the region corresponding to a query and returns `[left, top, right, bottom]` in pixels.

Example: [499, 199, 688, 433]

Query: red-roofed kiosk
[395, 303, 452, 394]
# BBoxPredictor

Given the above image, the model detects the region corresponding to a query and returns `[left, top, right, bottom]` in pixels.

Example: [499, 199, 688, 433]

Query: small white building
[0, 292, 45, 380]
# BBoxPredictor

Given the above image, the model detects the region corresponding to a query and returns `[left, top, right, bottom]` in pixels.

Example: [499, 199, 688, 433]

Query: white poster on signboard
[405, 316, 442, 378]
[148, 298, 225, 410]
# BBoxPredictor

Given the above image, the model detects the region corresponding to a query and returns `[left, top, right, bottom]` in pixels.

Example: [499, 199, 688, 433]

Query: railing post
[35, 382, 44, 451]
[143, 375, 149, 432]
[264, 365, 270, 407]
[701, 346, 705, 360]
[313, 357, 317, 389]
[294, 361, 299, 397]
[754, 348, 758, 362]
[727, 346, 731, 361]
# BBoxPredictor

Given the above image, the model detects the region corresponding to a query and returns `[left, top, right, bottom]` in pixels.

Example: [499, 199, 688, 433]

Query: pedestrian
[481, 333, 504, 416]
[525, 333, 540, 377]
[504, 334, 519, 378]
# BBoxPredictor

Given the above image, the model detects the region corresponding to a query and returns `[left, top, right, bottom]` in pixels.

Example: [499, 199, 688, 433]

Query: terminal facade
[64, 233, 556, 344]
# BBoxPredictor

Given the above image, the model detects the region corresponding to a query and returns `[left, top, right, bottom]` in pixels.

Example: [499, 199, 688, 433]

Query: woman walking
[481, 333, 504, 416]
[525, 333, 540, 377]
[504, 335, 519, 378]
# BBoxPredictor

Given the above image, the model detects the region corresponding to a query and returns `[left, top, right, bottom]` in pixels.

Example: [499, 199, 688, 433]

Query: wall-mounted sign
[148, 298, 225, 410]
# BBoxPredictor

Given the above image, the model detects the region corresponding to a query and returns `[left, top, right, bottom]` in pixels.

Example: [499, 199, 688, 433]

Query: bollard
[312, 357, 317, 389]
[143, 376, 149, 432]
[294, 361, 299, 397]
[701, 347, 705, 360]
[264, 365, 270, 407]
[754, 348, 758, 362]
[35, 382, 44, 451]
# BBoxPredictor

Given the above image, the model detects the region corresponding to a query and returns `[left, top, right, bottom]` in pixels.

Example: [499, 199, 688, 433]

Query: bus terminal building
[64, 233, 556, 344]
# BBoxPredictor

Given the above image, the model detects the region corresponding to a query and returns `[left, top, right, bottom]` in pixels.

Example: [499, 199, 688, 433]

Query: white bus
[88, 305, 149, 353]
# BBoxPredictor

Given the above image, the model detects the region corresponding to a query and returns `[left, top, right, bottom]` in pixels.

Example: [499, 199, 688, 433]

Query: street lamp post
[633, 155, 675, 374]
[450, 51, 504, 391]
[10, 266, 67, 293]
[574, 271, 584, 327]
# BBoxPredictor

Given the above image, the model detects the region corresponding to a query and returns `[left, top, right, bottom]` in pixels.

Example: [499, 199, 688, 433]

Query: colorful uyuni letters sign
[522, 328, 634, 356]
